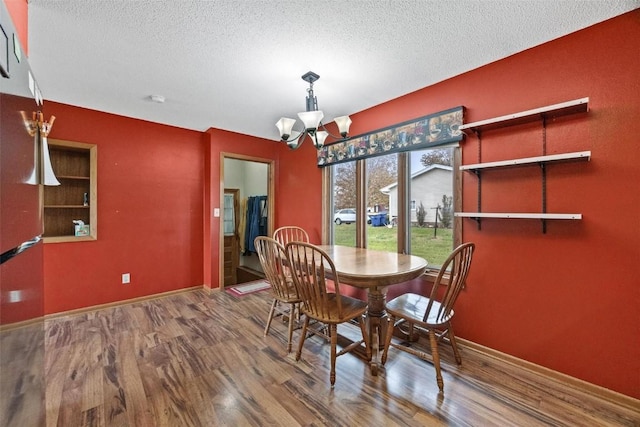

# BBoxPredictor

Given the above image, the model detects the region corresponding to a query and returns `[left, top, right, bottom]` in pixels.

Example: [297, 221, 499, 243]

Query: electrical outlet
[122, 273, 130, 284]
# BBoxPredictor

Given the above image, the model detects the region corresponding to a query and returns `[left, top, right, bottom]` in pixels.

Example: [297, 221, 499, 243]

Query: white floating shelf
[455, 212, 582, 220]
[460, 151, 591, 171]
[460, 97, 589, 132]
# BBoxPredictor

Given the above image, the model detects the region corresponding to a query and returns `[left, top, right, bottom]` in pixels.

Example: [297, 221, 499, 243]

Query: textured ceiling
[27, 0, 639, 140]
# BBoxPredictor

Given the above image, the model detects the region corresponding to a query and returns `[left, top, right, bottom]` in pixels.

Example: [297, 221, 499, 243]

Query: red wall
[42, 103, 205, 313]
[454, 14, 640, 399]
[202, 129, 282, 289]
[275, 141, 324, 243]
[202, 129, 325, 290]
[327, 12, 639, 398]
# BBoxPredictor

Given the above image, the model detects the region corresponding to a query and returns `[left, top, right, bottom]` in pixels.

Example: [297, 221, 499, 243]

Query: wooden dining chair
[273, 226, 309, 246]
[254, 236, 302, 353]
[381, 242, 475, 392]
[285, 241, 371, 387]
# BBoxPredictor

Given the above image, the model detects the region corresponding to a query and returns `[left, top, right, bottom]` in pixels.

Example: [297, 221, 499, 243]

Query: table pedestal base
[365, 287, 388, 376]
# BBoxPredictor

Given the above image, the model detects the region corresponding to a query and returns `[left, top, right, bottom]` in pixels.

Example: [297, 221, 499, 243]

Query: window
[331, 161, 357, 247]
[366, 153, 397, 251]
[223, 193, 235, 235]
[408, 147, 455, 267]
[328, 145, 459, 268]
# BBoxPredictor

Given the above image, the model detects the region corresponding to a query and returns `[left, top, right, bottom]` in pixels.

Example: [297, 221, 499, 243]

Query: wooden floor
[44, 288, 639, 427]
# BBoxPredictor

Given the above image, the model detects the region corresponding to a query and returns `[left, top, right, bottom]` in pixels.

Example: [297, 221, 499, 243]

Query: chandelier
[276, 71, 352, 150]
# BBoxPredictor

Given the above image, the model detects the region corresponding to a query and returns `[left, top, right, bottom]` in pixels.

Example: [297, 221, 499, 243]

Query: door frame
[219, 152, 275, 288]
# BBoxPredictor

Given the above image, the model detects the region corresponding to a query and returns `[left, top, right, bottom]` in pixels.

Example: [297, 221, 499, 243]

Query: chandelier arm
[280, 131, 306, 143]
[279, 128, 310, 150]
[318, 122, 348, 141]
[286, 137, 306, 150]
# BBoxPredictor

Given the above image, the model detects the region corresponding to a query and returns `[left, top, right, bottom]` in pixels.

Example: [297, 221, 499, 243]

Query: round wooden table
[317, 245, 428, 374]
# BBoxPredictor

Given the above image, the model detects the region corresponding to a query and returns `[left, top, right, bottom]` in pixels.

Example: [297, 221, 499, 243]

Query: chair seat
[386, 293, 453, 326]
[304, 294, 368, 324]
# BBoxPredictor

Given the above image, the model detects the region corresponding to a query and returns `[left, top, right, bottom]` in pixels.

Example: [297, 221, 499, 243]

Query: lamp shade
[314, 131, 329, 149]
[334, 115, 352, 138]
[298, 110, 324, 132]
[276, 117, 296, 140]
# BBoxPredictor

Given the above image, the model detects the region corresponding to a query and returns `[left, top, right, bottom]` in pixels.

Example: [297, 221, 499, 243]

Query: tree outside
[420, 149, 453, 167]
[366, 154, 396, 211]
[333, 161, 356, 210]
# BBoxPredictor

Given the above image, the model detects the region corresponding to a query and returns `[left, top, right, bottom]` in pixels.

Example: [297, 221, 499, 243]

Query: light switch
[214, 208, 220, 217]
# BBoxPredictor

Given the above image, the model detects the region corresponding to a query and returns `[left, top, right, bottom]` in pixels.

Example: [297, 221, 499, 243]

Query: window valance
[317, 106, 464, 167]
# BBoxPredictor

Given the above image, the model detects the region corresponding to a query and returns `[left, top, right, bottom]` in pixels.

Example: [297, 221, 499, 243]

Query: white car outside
[334, 208, 356, 225]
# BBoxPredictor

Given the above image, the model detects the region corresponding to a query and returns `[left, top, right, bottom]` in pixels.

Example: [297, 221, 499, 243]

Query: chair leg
[330, 324, 337, 386]
[296, 316, 310, 361]
[447, 323, 462, 365]
[381, 316, 395, 365]
[286, 303, 296, 353]
[264, 299, 278, 337]
[429, 329, 444, 392]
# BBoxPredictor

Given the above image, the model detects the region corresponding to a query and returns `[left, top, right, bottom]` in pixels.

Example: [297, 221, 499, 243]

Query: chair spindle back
[254, 236, 297, 301]
[273, 226, 309, 246]
[424, 242, 475, 324]
[285, 242, 344, 322]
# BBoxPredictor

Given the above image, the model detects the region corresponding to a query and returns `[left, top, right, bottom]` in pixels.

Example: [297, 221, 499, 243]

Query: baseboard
[458, 338, 640, 411]
[0, 316, 44, 333]
[202, 284, 222, 294]
[44, 286, 202, 320]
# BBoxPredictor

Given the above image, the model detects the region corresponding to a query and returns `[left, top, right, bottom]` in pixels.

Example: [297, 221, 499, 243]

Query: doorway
[220, 153, 274, 288]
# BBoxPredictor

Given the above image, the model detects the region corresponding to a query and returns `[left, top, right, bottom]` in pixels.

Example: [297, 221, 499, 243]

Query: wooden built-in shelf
[44, 235, 96, 244]
[43, 139, 97, 243]
[460, 97, 589, 133]
[460, 151, 591, 172]
[57, 175, 91, 180]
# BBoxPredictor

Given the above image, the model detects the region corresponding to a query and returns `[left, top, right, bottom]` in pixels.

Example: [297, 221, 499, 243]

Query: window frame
[323, 145, 462, 279]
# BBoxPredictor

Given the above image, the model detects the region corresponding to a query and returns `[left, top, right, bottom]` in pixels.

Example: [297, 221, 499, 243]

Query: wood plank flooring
[44, 289, 640, 426]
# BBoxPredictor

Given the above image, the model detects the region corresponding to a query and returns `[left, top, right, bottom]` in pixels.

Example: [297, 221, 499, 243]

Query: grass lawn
[333, 224, 453, 266]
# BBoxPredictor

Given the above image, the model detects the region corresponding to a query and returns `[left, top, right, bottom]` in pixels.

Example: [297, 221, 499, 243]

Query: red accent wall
[275, 141, 323, 243]
[42, 103, 205, 313]
[334, 11, 640, 398]
[202, 129, 283, 290]
[202, 129, 324, 290]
